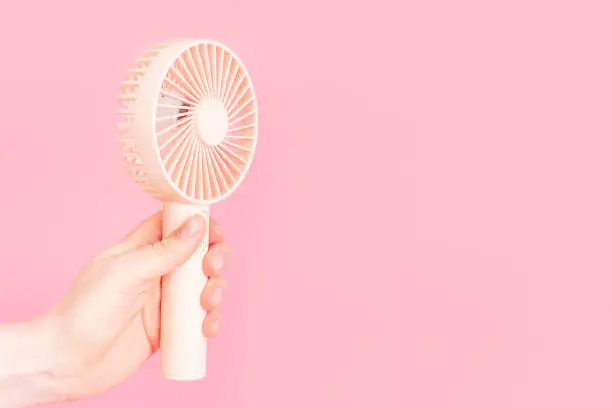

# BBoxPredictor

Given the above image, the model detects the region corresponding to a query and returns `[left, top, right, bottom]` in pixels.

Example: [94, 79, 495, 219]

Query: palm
[61, 278, 163, 400]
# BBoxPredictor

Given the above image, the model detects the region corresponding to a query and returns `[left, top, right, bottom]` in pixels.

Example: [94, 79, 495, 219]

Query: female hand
[26, 211, 229, 403]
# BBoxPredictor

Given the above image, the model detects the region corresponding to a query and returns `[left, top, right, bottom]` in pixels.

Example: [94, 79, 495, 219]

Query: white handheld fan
[117, 39, 258, 380]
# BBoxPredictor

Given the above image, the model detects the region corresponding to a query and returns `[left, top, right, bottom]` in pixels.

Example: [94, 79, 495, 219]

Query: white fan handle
[160, 202, 210, 380]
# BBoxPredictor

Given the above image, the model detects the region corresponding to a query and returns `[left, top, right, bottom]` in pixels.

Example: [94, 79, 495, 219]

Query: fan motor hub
[195, 100, 228, 146]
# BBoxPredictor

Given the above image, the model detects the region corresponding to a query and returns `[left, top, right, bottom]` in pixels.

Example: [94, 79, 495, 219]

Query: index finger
[208, 216, 225, 245]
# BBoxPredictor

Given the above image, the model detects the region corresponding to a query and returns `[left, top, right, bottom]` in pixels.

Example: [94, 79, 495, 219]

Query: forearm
[0, 318, 64, 407]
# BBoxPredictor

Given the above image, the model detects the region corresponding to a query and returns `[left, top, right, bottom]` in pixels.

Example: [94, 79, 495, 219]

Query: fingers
[121, 211, 164, 248]
[100, 211, 164, 258]
[142, 281, 162, 349]
[208, 217, 225, 246]
[202, 310, 222, 337]
[203, 242, 231, 277]
[201, 276, 227, 310]
[200, 243, 229, 338]
[119, 213, 207, 280]
[107, 212, 223, 261]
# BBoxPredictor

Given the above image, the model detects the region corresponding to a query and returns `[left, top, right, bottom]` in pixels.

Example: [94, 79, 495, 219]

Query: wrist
[0, 315, 68, 407]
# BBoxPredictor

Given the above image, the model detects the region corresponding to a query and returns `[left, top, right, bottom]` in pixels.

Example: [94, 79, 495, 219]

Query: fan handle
[160, 202, 210, 380]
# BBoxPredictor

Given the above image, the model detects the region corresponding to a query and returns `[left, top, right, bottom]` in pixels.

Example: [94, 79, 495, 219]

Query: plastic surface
[160, 202, 209, 380]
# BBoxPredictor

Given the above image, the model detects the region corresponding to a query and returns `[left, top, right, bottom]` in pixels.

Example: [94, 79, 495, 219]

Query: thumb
[118, 213, 207, 280]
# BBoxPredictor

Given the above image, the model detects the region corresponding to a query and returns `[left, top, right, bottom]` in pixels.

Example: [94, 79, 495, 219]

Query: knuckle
[151, 240, 169, 259]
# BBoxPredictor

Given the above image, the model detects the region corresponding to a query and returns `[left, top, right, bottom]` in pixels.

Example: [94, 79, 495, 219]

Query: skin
[0, 211, 229, 407]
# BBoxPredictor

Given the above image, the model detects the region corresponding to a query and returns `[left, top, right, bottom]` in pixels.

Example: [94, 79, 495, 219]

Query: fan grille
[156, 43, 256, 202]
[118, 41, 257, 203]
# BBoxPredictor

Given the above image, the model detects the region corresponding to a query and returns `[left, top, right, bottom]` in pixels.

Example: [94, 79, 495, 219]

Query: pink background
[0, 0, 612, 407]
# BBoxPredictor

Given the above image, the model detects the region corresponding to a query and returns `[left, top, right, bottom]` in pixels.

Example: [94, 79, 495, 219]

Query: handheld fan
[117, 39, 258, 380]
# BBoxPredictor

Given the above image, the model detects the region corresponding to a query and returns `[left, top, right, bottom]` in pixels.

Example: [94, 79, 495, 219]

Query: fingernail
[212, 253, 224, 271]
[181, 214, 206, 238]
[210, 288, 223, 305]
[211, 316, 220, 332]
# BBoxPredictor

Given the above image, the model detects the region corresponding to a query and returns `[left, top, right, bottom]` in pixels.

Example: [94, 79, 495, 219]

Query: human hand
[37, 211, 229, 402]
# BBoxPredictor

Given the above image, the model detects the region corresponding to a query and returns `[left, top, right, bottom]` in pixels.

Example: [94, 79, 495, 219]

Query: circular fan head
[118, 40, 258, 205]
